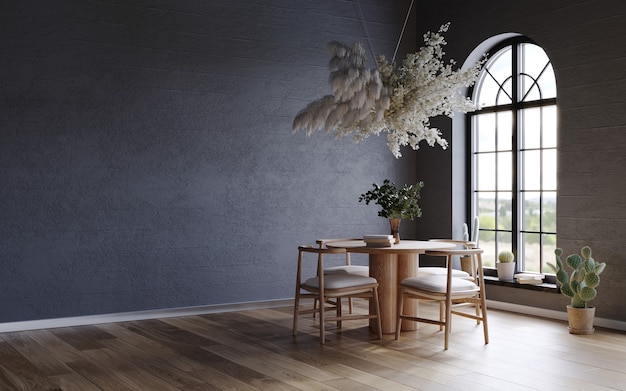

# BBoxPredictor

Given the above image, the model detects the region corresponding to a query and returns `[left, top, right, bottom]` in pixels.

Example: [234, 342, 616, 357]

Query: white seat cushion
[302, 274, 377, 291]
[401, 275, 479, 294]
[324, 265, 369, 276]
[416, 267, 471, 279]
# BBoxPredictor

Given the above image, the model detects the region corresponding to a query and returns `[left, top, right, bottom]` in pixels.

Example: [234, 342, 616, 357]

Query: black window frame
[467, 36, 557, 280]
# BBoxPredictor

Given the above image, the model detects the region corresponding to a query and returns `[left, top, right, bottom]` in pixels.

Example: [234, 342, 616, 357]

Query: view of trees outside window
[470, 39, 557, 273]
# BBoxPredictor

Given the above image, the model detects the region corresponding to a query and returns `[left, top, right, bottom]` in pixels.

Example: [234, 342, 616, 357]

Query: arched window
[469, 37, 557, 274]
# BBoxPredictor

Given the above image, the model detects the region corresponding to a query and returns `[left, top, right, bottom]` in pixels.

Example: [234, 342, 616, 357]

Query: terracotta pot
[566, 305, 596, 335]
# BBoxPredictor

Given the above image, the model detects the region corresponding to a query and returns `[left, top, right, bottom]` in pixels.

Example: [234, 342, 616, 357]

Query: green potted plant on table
[496, 251, 516, 281]
[358, 179, 424, 244]
[548, 246, 607, 335]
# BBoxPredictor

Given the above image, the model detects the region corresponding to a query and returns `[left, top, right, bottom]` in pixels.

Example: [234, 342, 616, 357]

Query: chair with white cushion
[395, 245, 488, 350]
[313, 238, 369, 314]
[293, 245, 382, 344]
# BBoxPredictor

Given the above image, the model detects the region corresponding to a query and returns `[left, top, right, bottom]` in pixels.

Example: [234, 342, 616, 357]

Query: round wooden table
[326, 240, 456, 334]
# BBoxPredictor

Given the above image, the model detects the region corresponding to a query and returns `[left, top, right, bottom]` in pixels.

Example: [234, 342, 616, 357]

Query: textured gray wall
[0, 0, 419, 322]
[415, 0, 626, 322]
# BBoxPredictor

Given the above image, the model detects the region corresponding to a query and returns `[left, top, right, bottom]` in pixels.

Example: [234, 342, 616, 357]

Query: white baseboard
[1, 299, 624, 333]
[0, 299, 293, 333]
[486, 300, 626, 331]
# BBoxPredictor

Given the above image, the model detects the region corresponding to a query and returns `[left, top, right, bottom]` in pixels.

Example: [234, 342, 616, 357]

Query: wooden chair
[293, 245, 382, 344]
[395, 244, 488, 350]
[315, 238, 369, 314]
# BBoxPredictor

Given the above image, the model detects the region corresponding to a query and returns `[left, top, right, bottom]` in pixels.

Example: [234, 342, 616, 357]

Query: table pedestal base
[369, 253, 418, 334]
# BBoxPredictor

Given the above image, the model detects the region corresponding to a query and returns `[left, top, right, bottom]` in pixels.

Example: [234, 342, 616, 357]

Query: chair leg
[319, 293, 325, 344]
[336, 297, 342, 329]
[395, 286, 404, 340]
[444, 296, 452, 351]
[474, 298, 481, 325]
[439, 301, 444, 331]
[372, 286, 383, 341]
[481, 293, 489, 345]
[292, 291, 300, 336]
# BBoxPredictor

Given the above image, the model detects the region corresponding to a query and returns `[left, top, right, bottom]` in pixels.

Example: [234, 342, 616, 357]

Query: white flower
[293, 23, 484, 158]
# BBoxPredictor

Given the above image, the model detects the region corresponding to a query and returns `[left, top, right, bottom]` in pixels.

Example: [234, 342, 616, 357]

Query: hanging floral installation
[292, 23, 484, 158]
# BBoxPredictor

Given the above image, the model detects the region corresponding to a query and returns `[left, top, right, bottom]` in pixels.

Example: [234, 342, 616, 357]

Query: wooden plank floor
[1, 300, 625, 390]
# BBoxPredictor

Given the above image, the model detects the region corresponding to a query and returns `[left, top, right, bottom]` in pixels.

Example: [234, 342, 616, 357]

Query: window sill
[483, 276, 559, 293]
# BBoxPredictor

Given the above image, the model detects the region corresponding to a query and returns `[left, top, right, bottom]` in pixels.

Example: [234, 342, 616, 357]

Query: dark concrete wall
[415, 0, 626, 321]
[0, 0, 419, 322]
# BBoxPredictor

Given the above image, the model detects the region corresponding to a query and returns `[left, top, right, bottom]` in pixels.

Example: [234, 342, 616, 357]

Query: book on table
[363, 235, 394, 247]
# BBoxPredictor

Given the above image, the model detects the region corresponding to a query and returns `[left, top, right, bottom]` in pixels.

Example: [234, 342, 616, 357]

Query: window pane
[543, 191, 557, 232]
[479, 231, 496, 268]
[476, 113, 496, 152]
[488, 47, 512, 85]
[476, 76, 501, 108]
[497, 152, 512, 191]
[522, 191, 541, 231]
[497, 231, 512, 253]
[478, 192, 496, 229]
[522, 150, 541, 190]
[477, 153, 496, 190]
[521, 43, 550, 80]
[520, 43, 556, 101]
[497, 192, 512, 230]
[476, 47, 512, 107]
[498, 78, 513, 105]
[521, 44, 546, 101]
[497, 112, 512, 150]
[543, 149, 557, 190]
[522, 232, 542, 272]
[538, 63, 557, 99]
[542, 234, 557, 273]
[543, 106, 557, 148]
[520, 74, 541, 101]
[521, 108, 541, 149]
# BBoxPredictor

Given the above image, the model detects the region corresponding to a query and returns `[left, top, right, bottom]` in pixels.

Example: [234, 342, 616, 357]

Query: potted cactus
[548, 246, 607, 335]
[496, 251, 516, 281]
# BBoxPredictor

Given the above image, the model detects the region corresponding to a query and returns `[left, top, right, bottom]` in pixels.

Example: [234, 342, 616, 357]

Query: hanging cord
[392, 0, 414, 63]
[354, 0, 377, 66]
[355, 0, 415, 66]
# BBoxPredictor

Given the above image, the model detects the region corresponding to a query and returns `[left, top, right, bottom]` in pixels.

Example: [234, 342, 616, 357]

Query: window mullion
[511, 43, 520, 270]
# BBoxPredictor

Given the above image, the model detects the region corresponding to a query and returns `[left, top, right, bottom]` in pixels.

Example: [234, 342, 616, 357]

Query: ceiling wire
[354, 0, 416, 66]
[392, 0, 415, 63]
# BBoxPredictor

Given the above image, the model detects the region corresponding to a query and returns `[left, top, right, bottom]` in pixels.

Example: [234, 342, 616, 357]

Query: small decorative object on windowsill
[496, 251, 516, 281]
[358, 179, 423, 244]
[514, 273, 545, 285]
[291, 21, 485, 158]
[548, 246, 607, 335]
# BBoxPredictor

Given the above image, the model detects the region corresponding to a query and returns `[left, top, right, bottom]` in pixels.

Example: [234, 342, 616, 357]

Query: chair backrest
[296, 245, 347, 285]
[299, 245, 347, 255]
[315, 238, 359, 265]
